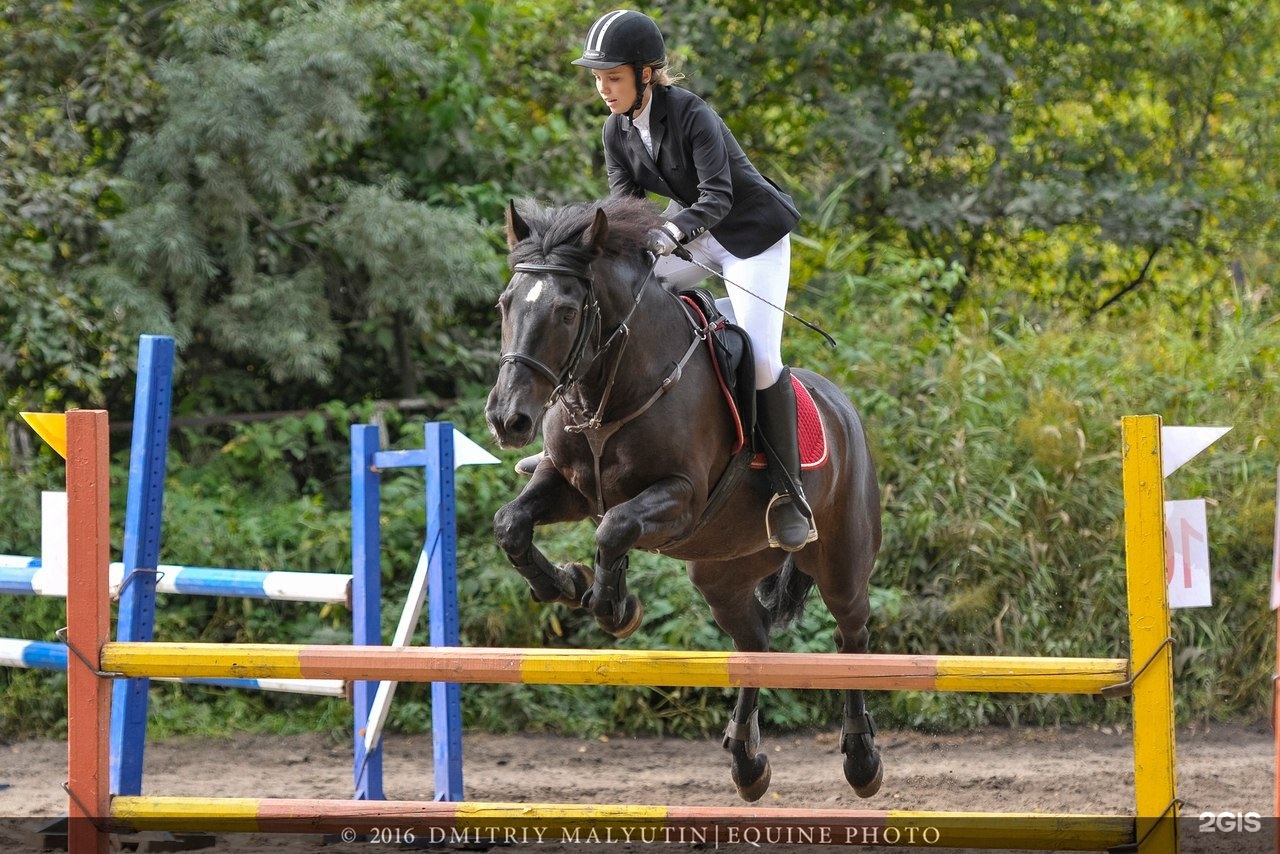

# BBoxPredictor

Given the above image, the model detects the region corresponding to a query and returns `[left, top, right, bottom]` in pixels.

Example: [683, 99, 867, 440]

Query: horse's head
[485, 200, 614, 449]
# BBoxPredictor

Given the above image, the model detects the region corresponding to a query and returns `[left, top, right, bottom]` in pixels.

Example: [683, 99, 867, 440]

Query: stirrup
[765, 493, 818, 552]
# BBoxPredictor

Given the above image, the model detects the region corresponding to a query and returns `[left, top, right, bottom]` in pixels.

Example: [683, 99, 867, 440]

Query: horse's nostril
[505, 413, 533, 436]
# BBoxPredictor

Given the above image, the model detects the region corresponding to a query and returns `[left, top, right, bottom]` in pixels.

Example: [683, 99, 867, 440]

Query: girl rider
[526, 9, 815, 552]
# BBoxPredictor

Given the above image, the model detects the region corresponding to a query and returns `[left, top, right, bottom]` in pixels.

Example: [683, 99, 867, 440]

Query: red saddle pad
[751, 375, 828, 470]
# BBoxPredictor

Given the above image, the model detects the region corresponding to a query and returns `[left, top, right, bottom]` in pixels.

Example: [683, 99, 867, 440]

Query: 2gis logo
[1197, 811, 1262, 833]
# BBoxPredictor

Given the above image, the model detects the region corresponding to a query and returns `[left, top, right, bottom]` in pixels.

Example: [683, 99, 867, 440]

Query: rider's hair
[646, 59, 682, 88]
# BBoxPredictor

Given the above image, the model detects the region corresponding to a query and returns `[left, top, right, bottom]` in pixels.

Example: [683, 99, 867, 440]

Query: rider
[521, 9, 815, 552]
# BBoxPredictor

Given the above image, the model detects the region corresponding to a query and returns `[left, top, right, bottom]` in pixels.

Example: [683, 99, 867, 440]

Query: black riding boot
[515, 451, 543, 477]
[756, 368, 817, 551]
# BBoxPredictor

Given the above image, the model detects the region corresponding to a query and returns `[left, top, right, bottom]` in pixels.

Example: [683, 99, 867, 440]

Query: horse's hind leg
[836, 625, 882, 797]
[724, 684, 771, 802]
[813, 567, 883, 798]
[688, 556, 776, 802]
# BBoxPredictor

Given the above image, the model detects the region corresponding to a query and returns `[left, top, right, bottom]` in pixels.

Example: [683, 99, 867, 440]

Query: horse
[483, 195, 883, 801]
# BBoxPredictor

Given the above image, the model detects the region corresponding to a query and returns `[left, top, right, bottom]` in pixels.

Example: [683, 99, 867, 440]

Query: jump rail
[108, 797, 1135, 850]
[0, 638, 344, 696]
[63, 411, 1179, 854]
[0, 559, 351, 604]
[96, 643, 1129, 694]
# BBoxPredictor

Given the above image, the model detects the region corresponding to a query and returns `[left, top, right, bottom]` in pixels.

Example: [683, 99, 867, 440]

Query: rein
[499, 254, 708, 517]
[565, 297, 707, 519]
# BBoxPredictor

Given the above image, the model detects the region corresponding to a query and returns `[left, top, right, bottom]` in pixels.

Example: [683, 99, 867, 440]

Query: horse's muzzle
[485, 380, 543, 449]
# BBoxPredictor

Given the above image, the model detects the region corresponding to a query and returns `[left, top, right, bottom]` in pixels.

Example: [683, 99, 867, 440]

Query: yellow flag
[19, 412, 68, 459]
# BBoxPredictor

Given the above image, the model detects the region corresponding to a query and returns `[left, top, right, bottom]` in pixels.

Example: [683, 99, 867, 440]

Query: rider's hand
[645, 224, 681, 257]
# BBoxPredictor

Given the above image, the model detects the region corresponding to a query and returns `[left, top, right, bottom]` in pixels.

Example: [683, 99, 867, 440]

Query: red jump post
[66, 410, 112, 854]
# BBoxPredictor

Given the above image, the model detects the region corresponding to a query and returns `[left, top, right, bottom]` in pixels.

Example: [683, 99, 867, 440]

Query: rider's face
[591, 65, 651, 115]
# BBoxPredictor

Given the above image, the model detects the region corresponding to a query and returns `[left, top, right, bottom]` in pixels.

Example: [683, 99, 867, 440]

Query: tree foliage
[2, 0, 1278, 736]
[663, 0, 1280, 313]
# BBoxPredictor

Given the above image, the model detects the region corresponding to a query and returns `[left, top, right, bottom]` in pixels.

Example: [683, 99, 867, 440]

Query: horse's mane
[509, 196, 663, 270]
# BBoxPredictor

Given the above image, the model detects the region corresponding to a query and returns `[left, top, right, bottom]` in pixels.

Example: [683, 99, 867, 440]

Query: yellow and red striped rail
[98, 643, 1129, 694]
[110, 796, 1135, 850]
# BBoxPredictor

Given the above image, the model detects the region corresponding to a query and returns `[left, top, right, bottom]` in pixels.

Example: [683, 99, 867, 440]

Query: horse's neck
[567, 269, 691, 416]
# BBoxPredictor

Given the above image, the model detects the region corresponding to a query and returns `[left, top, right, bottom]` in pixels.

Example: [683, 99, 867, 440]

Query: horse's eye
[560, 307, 579, 326]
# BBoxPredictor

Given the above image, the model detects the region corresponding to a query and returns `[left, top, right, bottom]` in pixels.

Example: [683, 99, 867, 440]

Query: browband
[512, 262, 593, 282]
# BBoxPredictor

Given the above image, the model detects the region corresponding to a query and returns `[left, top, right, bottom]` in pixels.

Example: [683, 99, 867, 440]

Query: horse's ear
[582, 207, 609, 254]
[505, 200, 530, 248]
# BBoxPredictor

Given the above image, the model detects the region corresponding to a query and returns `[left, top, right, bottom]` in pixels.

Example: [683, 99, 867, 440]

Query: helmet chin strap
[625, 64, 649, 118]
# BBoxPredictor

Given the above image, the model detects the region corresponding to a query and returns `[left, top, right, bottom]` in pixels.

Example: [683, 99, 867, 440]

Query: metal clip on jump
[1099, 636, 1174, 699]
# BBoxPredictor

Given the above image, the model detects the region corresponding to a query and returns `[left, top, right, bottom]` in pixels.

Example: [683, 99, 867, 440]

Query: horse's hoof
[601, 595, 644, 639]
[554, 562, 594, 608]
[732, 753, 772, 802]
[845, 753, 883, 798]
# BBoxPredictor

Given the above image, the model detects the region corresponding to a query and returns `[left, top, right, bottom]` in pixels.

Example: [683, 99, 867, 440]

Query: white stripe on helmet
[585, 9, 630, 54]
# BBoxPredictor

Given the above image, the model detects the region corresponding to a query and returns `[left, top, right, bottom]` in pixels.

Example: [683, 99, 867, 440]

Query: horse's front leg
[581, 476, 695, 638]
[493, 466, 594, 608]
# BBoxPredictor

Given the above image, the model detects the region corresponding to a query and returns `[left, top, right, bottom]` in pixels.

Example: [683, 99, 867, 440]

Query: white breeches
[655, 231, 790, 389]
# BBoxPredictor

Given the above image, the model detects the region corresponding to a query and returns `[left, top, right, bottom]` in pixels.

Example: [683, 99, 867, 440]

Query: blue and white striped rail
[0, 637, 67, 669]
[0, 638, 344, 696]
[0, 557, 350, 604]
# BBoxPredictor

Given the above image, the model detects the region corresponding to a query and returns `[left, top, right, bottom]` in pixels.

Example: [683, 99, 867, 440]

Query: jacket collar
[649, 85, 668, 159]
[623, 85, 668, 163]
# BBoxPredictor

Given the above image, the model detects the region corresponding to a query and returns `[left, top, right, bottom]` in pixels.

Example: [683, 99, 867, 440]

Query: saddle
[678, 288, 829, 470]
[661, 289, 827, 550]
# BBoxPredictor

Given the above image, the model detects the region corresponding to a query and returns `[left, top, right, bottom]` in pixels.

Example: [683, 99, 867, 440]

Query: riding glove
[645, 222, 683, 257]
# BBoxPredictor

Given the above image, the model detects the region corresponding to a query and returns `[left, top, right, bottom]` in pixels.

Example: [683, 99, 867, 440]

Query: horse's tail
[756, 555, 815, 629]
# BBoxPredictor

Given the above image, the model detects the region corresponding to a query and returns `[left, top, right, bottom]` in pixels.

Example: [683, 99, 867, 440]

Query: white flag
[453, 428, 499, 468]
[1161, 426, 1231, 478]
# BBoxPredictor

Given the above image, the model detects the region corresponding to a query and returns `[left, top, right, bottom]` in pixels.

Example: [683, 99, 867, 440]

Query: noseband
[498, 262, 602, 404]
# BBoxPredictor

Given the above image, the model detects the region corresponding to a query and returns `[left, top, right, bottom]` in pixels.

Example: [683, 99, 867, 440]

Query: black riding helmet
[572, 10, 665, 115]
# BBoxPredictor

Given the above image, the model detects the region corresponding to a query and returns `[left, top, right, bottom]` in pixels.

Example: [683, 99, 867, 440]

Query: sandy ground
[0, 722, 1273, 853]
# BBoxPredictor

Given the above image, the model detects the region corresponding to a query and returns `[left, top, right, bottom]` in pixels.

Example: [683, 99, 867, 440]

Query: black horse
[484, 196, 883, 801]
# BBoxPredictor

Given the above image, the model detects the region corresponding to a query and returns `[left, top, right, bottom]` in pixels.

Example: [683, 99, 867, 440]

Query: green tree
[96, 2, 496, 405]
[661, 0, 1280, 317]
[1, 1, 167, 415]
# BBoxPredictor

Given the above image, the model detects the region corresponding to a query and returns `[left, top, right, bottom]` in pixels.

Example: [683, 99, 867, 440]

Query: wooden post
[111, 335, 175, 796]
[349, 424, 383, 799]
[66, 410, 112, 854]
[1121, 415, 1178, 854]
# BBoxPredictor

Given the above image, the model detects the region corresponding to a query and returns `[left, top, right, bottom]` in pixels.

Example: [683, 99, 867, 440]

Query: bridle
[497, 253, 707, 518]
[497, 262, 601, 405]
[498, 258, 656, 413]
